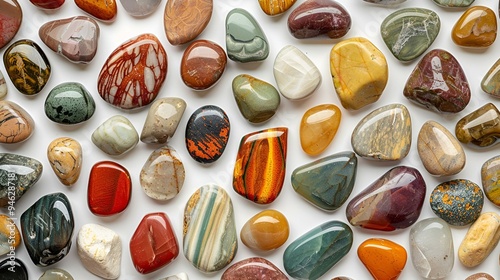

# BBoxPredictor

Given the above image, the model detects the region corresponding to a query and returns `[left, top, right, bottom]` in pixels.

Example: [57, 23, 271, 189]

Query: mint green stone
[432, 0, 474, 7]
[45, 82, 95, 124]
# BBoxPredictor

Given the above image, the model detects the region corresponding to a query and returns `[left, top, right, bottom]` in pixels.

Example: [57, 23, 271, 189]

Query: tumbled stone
[292, 151, 357, 211]
[221, 257, 288, 280]
[130, 212, 179, 274]
[452, 6, 497, 48]
[482, 155, 500, 206]
[0, 258, 28, 280]
[346, 166, 426, 231]
[258, 0, 296, 16]
[120, 0, 160, 16]
[417, 120, 465, 176]
[459, 212, 500, 267]
[0, 70, 7, 99]
[92, 115, 139, 156]
[158, 273, 188, 280]
[45, 82, 95, 124]
[75, 0, 117, 21]
[21, 192, 74, 266]
[482, 59, 500, 97]
[240, 209, 289, 251]
[39, 16, 99, 64]
[30, 0, 64, 9]
[3, 39, 51, 95]
[430, 179, 484, 226]
[47, 137, 82, 186]
[274, 45, 321, 100]
[456, 103, 500, 148]
[140, 97, 186, 144]
[140, 146, 185, 200]
[433, 0, 475, 7]
[404, 49, 470, 113]
[0, 153, 42, 207]
[233, 127, 287, 204]
[466, 273, 495, 280]
[181, 40, 226, 90]
[331, 277, 353, 280]
[232, 74, 280, 123]
[351, 104, 411, 161]
[0, 214, 20, 256]
[364, 0, 406, 4]
[283, 220, 352, 279]
[0, 0, 22, 49]
[358, 238, 407, 280]
[184, 185, 237, 273]
[381, 8, 440, 62]
[163, 0, 212, 45]
[300, 104, 341, 155]
[77, 223, 121, 279]
[39, 268, 74, 280]
[0, 101, 34, 144]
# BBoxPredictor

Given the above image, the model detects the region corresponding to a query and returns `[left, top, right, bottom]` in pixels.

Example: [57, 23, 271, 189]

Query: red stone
[30, 0, 64, 9]
[0, 0, 22, 49]
[129, 212, 179, 274]
[88, 161, 131, 216]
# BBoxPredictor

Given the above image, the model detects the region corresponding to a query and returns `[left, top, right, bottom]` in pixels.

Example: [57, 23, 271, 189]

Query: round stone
[240, 209, 289, 251]
[300, 104, 341, 156]
[181, 40, 226, 90]
[45, 82, 95, 124]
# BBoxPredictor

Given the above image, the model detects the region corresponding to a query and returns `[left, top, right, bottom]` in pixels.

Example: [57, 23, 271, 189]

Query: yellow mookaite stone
[240, 209, 289, 251]
[0, 214, 21, 256]
[330, 37, 388, 110]
[300, 104, 341, 156]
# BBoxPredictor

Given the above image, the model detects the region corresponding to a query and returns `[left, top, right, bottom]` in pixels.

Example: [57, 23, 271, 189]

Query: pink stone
[221, 257, 288, 280]
[0, 0, 22, 49]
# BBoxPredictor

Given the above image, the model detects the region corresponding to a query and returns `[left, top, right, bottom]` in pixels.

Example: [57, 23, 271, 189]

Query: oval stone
[300, 104, 341, 155]
[91, 115, 139, 156]
[0, 214, 21, 256]
[39, 268, 74, 280]
[466, 273, 495, 280]
[0, 258, 28, 280]
[482, 155, 500, 206]
[45, 82, 95, 124]
[181, 40, 226, 90]
[120, 0, 161, 17]
[358, 238, 407, 280]
[0, 153, 42, 207]
[140, 97, 186, 144]
[0, 100, 34, 144]
[221, 257, 288, 280]
[47, 137, 82, 186]
[0, 0, 22, 49]
[481, 59, 500, 97]
[0, 70, 7, 99]
[240, 209, 289, 251]
[455, 103, 500, 148]
[30, 0, 64, 9]
[163, 0, 212, 45]
[433, 0, 475, 7]
[75, 0, 117, 21]
[452, 6, 497, 48]
[258, 0, 296, 16]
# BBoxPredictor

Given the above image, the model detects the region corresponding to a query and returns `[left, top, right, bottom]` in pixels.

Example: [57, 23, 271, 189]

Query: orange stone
[357, 238, 407, 280]
[452, 6, 497, 48]
[240, 209, 289, 251]
[300, 104, 341, 156]
[75, 0, 117, 22]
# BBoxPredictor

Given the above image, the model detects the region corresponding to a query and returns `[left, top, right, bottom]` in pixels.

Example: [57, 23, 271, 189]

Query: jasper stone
[88, 161, 131, 216]
[0, 70, 6, 99]
[30, 0, 64, 9]
[0, 100, 34, 144]
[0, 0, 22, 49]
[140, 97, 186, 144]
[456, 103, 500, 148]
[466, 273, 495, 280]
[47, 137, 82, 186]
[283, 220, 352, 279]
[482, 59, 500, 97]
[221, 257, 288, 280]
[0, 214, 21, 256]
[75, 0, 117, 21]
[459, 212, 500, 267]
[130, 212, 179, 274]
[381, 8, 440, 62]
[0, 153, 42, 207]
[39, 16, 99, 64]
[163, 0, 212, 45]
[120, 0, 161, 16]
[45, 82, 95, 124]
[274, 45, 321, 100]
[233, 127, 287, 204]
[351, 104, 411, 161]
[259, 0, 296, 16]
[364, 0, 406, 4]
[430, 179, 484, 226]
[346, 166, 426, 231]
[240, 209, 289, 251]
[0, 258, 28, 280]
[184, 184, 237, 273]
[452, 6, 497, 48]
[181, 40, 226, 90]
[3, 39, 51, 95]
[417, 120, 465, 176]
[404, 49, 470, 113]
[232, 74, 280, 123]
[330, 37, 388, 110]
[482, 155, 500, 206]
[39, 268, 74, 280]
[300, 104, 341, 155]
[140, 146, 185, 200]
[433, 0, 475, 7]
[291, 151, 357, 211]
[98, 33, 167, 110]
[91, 115, 139, 156]
[358, 238, 407, 280]
[21, 192, 74, 266]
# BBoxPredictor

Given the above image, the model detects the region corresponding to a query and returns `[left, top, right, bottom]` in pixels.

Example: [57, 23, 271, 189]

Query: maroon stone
[0, 0, 22, 49]
[221, 257, 288, 280]
[30, 0, 64, 9]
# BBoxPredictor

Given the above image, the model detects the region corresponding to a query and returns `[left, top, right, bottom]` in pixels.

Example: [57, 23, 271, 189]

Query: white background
[2, 0, 500, 279]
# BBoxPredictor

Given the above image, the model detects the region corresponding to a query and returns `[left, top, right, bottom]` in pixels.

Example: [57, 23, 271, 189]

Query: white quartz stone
[0, 70, 7, 99]
[91, 115, 139, 156]
[159, 272, 189, 280]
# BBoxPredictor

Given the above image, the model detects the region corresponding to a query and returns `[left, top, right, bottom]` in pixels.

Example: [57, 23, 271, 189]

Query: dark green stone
[45, 82, 95, 124]
[0, 258, 28, 280]
[432, 0, 474, 7]
[0, 153, 42, 207]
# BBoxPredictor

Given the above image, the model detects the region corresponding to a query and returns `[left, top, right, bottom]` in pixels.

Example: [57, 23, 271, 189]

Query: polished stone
[0, 0, 22, 49]
[358, 238, 407, 280]
[0, 70, 6, 99]
[0, 258, 28, 280]
[221, 257, 288, 280]
[233, 127, 287, 204]
[456, 103, 500, 148]
[459, 212, 500, 267]
[0, 101, 34, 144]
[466, 273, 495, 280]
[346, 166, 426, 231]
[300, 104, 341, 155]
[482, 155, 500, 206]
[330, 37, 388, 110]
[433, 0, 475, 7]
[158, 273, 189, 280]
[0, 214, 20, 256]
[140, 97, 186, 144]
[0, 153, 42, 207]
[163, 0, 212, 45]
[283, 220, 352, 279]
[120, 0, 161, 17]
[181, 40, 226, 90]
[92, 115, 139, 156]
[75, 0, 117, 21]
[331, 277, 354, 280]
[452, 6, 497, 48]
[39, 268, 74, 280]
[258, 0, 296, 16]
[30, 0, 64, 9]
[45, 82, 95, 124]
[47, 137, 82, 186]
[292, 151, 357, 211]
[364, 0, 406, 4]
[482, 59, 500, 97]
[240, 209, 289, 251]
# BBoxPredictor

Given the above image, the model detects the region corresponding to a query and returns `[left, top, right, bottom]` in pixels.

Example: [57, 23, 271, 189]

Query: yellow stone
[300, 104, 341, 156]
[258, 0, 297, 16]
[240, 209, 289, 251]
[459, 212, 500, 267]
[0, 214, 21, 256]
[47, 137, 83, 186]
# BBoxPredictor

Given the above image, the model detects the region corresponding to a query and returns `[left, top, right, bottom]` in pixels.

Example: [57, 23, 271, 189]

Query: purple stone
[221, 257, 288, 280]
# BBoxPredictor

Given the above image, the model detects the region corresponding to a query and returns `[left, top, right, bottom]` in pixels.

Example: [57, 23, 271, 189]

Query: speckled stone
[47, 137, 82, 186]
[258, 0, 296, 16]
[433, 0, 475, 7]
[0, 258, 28, 280]
[221, 257, 288, 280]
[0, 70, 7, 99]
[140, 97, 186, 144]
[0, 0, 22, 49]
[120, 0, 161, 17]
[0, 100, 34, 144]
[39, 268, 74, 280]
[482, 59, 500, 97]
[0, 153, 42, 207]
[92, 115, 139, 156]
[455, 103, 500, 148]
[482, 155, 500, 207]
[465, 273, 495, 280]
[45, 82, 95, 125]
[0, 214, 21, 256]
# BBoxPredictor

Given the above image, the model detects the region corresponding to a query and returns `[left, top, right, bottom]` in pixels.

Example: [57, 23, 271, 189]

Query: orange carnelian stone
[357, 238, 407, 280]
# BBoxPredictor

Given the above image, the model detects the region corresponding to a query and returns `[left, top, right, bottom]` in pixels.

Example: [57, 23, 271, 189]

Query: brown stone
[452, 6, 497, 48]
[180, 40, 226, 90]
[0, 100, 34, 144]
[163, 0, 212, 45]
[258, 0, 296, 16]
[74, 0, 117, 22]
[465, 273, 495, 280]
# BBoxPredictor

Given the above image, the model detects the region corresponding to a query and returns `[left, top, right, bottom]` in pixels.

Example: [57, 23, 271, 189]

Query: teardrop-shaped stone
[0, 153, 42, 207]
[351, 104, 411, 161]
[283, 220, 352, 279]
[21, 192, 74, 266]
[39, 16, 99, 63]
[75, 0, 117, 21]
[433, 0, 474, 7]
[240, 209, 289, 251]
[47, 137, 82, 186]
[358, 238, 407, 280]
[482, 155, 500, 207]
[292, 151, 357, 211]
[45, 82, 95, 124]
[455, 103, 500, 148]
[91, 115, 139, 156]
[300, 104, 341, 155]
[346, 166, 426, 231]
[183, 184, 237, 273]
[258, 0, 296, 16]
[39, 268, 74, 280]
[0, 0, 22, 49]
[452, 6, 497, 48]
[140, 97, 186, 144]
[30, 0, 64, 9]
[163, 0, 212, 45]
[0, 214, 21, 256]
[482, 59, 500, 97]
[364, 0, 406, 4]
[0, 70, 6, 99]
[221, 257, 288, 280]
[0, 100, 34, 144]
[180, 40, 226, 90]
[0, 258, 28, 280]
[120, 0, 161, 17]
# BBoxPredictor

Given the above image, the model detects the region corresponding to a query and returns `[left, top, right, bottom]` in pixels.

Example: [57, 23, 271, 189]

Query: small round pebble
[465, 272, 495, 280]
[39, 268, 74, 280]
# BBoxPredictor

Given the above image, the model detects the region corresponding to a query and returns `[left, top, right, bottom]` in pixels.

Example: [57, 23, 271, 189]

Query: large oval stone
[283, 220, 352, 279]
[39, 268, 74, 280]
[258, 0, 296, 16]
[140, 97, 186, 144]
[0, 70, 7, 99]
[91, 115, 139, 156]
[482, 155, 500, 206]
[481, 59, 500, 97]
[433, 0, 475, 7]
[0, 0, 22, 49]
[120, 0, 161, 17]
[0, 214, 21, 256]
[75, 0, 117, 21]
[358, 238, 407, 280]
[181, 40, 226, 90]
[300, 104, 341, 155]
[163, 0, 212, 45]
[221, 257, 288, 280]
[0, 258, 28, 280]
[45, 82, 95, 124]
[455, 103, 500, 148]
[183, 184, 237, 273]
[240, 209, 289, 251]
[0, 100, 34, 144]
[452, 6, 497, 48]
[30, 0, 64, 9]
[346, 166, 426, 231]
[47, 137, 83, 186]
[0, 153, 42, 207]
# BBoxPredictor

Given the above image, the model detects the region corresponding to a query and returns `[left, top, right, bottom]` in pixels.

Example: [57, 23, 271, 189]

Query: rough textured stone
[300, 104, 341, 155]
[358, 238, 407, 280]
[0, 214, 21, 256]
[140, 97, 186, 144]
[91, 115, 139, 156]
[75, 0, 117, 21]
[0, 258, 28, 280]
[39, 268, 74, 280]
[452, 6, 497, 48]
[0, 153, 42, 207]
[30, 0, 65, 9]
[47, 137, 82, 186]
[240, 210, 289, 251]
[0, 101, 34, 144]
[120, 0, 161, 17]
[258, 0, 296, 16]
[482, 155, 500, 207]
[45, 82, 95, 124]
[433, 0, 475, 7]
[163, 0, 212, 45]
[181, 40, 226, 90]
[0, 0, 22, 49]
[456, 103, 500, 148]
[221, 257, 288, 280]
[481, 59, 500, 97]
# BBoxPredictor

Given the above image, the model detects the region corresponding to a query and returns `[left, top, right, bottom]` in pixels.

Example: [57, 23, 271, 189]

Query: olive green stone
[481, 59, 500, 97]
[481, 155, 500, 207]
[39, 268, 74, 280]
[432, 0, 475, 7]
[45, 82, 95, 125]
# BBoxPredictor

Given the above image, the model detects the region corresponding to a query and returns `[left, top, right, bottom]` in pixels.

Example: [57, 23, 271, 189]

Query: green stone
[481, 59, 500, 97]
[380, 8, 440, 62]
[39, 268, 74, 280]
[45, 82, 95, 124]
[0, 153, 42, 207]
[432, 0, 474, 7]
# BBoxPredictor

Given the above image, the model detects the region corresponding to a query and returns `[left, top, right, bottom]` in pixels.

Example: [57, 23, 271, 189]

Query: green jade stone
[432, 0, 475, 7]
[45, 82, 95, 124]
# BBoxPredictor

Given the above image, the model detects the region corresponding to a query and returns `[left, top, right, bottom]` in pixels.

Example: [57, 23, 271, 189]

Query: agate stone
[0, 258, 28, 280]
[91, 115, 139, 156]
[120, 0, 161, 17]
[163, 0, 212, 45]
[481, 59, 500, 97]
[0, 214, 21, 256]
[0, 153, 42, 207]
[0, 0, 22, 49]
[452, 6, 497, 48]
[482, 155, 500, 207]
[181, 40, 226, 90]
[240, 209, 289, 251]
[45, 82, 95, 124]
[0, 101, 34, 144]
[433, 0, 475, 7]
[358, 238, 407, 280]
[39, 268, 74, 280]
[221, 257, 288, 280]
[75, 0, 117, 21]
[140, 97, 186, 144]
[47, 137, 83, 186]
[455, 103, 500, 148]
[300, 104, 341, 155]
[258, 0, 296, 16]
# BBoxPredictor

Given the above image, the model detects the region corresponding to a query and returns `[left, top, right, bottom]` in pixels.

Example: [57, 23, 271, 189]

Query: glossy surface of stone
[47, 137, 82, 186]
[163, 0, 212, 45]
[92, 115, 139, 156]
[240, 209, 289, 251]
[274, 45, 321, 100]
[221, 257, 288, 280]
[346, 166, 426, 231]
[364, 0, 406, 4]
[0, 101, 34, 144]
[39, 268, 74, 280]
[0, 70, 6, 99]
[159, 273, 188, 280]
[140, 97, 186, 144]
[0, 258, 28, 280]
[430, 179, 483, 226]
[283, 220, 352, 279]
[452, 6, 496, 48]
[75, 0, 117, 21]
[358, 238, 407, 280]
[181, 40, 226, 90]
[466, 273, 495, 280]
[292, 152, 357, 211]
[88, 161, 131, 216]
[433, 0, 475, 7]
[233, 127, 287, 204]
[184, 185, 237, 273]
[481, 59, 500, 97]
[98, 33, 167, 110]
[0, 153, 42, 207]
[21, 192, 74, 266]
[300, 104, 341, 155]
[0, 0, 22, 49]
[258, 0, 296, 16]
[0, 214, 20, 256]
[456, 103, 500, 148]
[45, 82, 95, 124]
[30, 0, 64, 9]
[120, 0, 161, 16]
[482, 155, 500, 206]
[381, 8, 440, 62]
[351, 104, 411, 161]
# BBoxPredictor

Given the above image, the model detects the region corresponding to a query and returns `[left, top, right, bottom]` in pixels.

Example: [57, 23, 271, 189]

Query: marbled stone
[0, 258, 28, 280]
[184, 184, 237, 273]
[330, 37, 388, 110]
[0, 101, 34, 144]
[98, 33, 167, 110]
[433, 0, 475, 7]
[240, 209, 289, 251]
[381, 8, 440, 62]
[274, 45, 321, 100]
[0, 70, 6, 99]
[140, 97, 186, 144]
[0, 0, 22, 49]
[404, 49, 470, 113]
[0, 214, 20, 256]
[300, 104, 341, 155]
[47, 137, 82, 186]
[232, 74, 280, 123]
[466, 273, 495, 280]
[364, 0, 406, 4]
[430, 179, 484, 226]
[417, 120, 465, 176]
[163, 0, 212, 45]
[39, 16, 99, 64]
[91, 115, 139, 156]
[181, 40, 226, 90]
[21, 192, 74, 266]
[357, 238, 407, 280]
[140, 146, 185, 200]
[221, 257, 288, 280]
[346, 166, 426, 231]
[351, 104, 411, 161]
[482, 155, 500, 206]
[258, 0, 296, 16]
[39, 268, 74, 280]
[45, 82, 95, 124]
[0, 153, 42, 207]
[233, 127, 287, 204]
[158, 273, 189, 280]
[3, 39, 51, 95]
[120, 0, 161, 16]
[30, 0, 64, 9]
[452, 6, 497, 48]
[130, 212, 179, 274]
[283, 220, 352, 279]
[291, 151, 357, 211]
[456, 103, 500, 148]
[482, 59, 500, 97]
[75, 0, 117, 21]
[410, 218, 454, 279]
